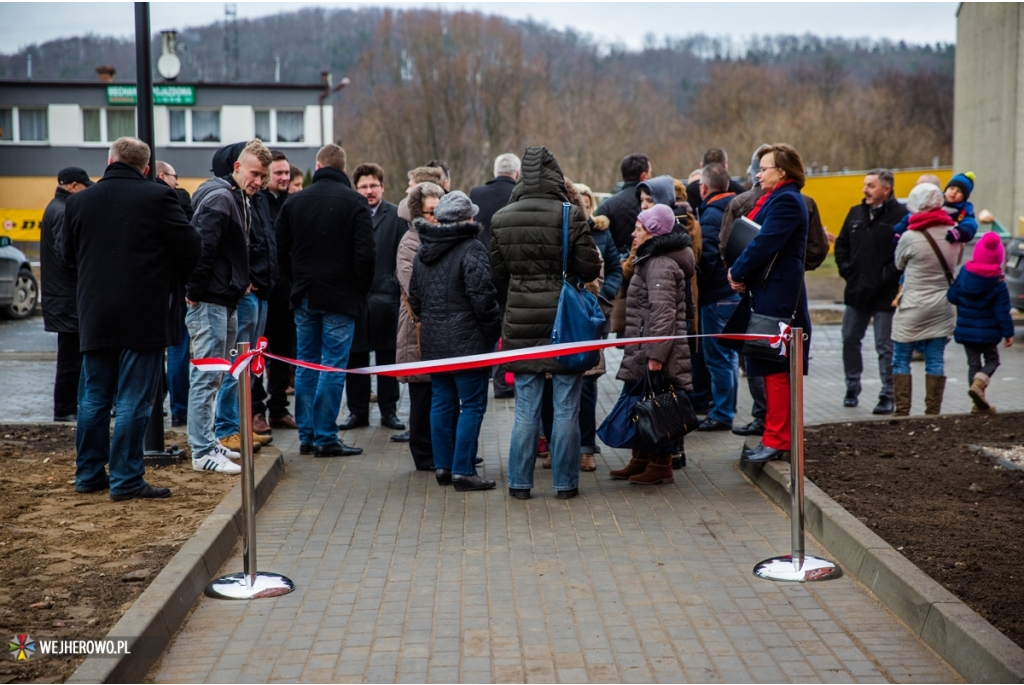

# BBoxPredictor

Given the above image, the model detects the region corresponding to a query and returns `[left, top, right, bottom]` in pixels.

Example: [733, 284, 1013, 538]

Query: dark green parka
[490, 146, 602, 374]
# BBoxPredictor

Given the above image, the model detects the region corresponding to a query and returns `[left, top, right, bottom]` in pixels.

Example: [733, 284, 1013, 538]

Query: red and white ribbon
[192, 329, 792, 378]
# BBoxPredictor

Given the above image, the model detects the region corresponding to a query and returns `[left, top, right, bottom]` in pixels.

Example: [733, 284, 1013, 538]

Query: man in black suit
[340, 163, 407, 432]
[276, 144, 376, 457]
[62, 137, 201, 501]
[470, 153, 520, 398]
[594, 153, 652, 252]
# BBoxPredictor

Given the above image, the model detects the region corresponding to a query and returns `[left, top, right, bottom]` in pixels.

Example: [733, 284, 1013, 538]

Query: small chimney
[26, 53, 32, 80]
[96, 65, 116, 82]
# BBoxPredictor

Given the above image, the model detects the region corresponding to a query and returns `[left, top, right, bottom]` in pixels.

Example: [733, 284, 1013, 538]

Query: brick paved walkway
[147, 323, 1023, 684]
[5, 314, 1022, 683]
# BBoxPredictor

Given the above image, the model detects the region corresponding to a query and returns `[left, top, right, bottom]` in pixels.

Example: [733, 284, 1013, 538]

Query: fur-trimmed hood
[416, 220, 481, 264]
[635, 231, 695, 277]
[590, 215, 610, 232]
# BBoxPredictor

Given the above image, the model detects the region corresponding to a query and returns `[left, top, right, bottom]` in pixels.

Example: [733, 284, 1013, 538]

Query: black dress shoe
[416, 463, 436, 471]
[698, 417, 732, 432]
[300, 443, 313, 455]
[381, 414, 406, 431]
[743, 443, 786, 463]
[110, 483, 171, 501]
[75, 481, 109, 494]
[313, 441, 362, 457]
[493, 390, 515, 399]
[338, 415, 369, 431]
[474, 457, 483, 466]
[170, 414, 187, 428]
[741, 442, 760, 458]
[435, 468, 452, 485]
[53, 414, 77, 423]
[872, 396, 895, 415]
[390, 431, 411, 443]
[452, 474, 497, 491]
[556, 487, 579, 500]
[732, 419, 765, 436]
[671, 453, 686, 470]
[843, 392, 859, 408]
[509, 488, 531, 500]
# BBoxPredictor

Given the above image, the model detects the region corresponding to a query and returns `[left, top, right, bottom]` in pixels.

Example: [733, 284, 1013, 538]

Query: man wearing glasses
[339, 163, 408, 433]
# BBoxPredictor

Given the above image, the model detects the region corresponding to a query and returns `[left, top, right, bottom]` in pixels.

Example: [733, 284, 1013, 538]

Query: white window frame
[252, 108, 305, 146]
[0, 105, 49, 144]
[80, 107, 137, 146]
[166, 108, 223, 146]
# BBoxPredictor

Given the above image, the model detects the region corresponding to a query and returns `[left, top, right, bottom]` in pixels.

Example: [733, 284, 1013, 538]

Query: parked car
[0, 236, 38, 319]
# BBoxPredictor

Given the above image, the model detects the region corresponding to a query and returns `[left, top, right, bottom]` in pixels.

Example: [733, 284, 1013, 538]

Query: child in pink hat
[946, 232, 1015, 412]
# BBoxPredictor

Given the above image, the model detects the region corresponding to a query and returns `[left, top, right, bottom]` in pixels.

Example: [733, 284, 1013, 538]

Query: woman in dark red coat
[725, 144, 810, 463]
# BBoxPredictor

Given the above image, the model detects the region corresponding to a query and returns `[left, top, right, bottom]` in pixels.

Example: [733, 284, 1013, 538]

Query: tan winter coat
[395, 223, 430, 383]
[892, 224, 963, 343]
[616, 232, 696, 391]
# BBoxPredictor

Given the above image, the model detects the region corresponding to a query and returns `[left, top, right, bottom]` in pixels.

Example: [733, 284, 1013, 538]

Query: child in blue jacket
[946, 231, 1015, 412]
[894, 172, 978, 244]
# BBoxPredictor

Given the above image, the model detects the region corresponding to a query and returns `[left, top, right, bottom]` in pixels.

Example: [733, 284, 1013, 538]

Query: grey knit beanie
[434, 190, 479, 223]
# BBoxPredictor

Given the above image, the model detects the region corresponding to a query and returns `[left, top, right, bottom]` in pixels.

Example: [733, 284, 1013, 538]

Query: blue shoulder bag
[551, 202, 605, 373]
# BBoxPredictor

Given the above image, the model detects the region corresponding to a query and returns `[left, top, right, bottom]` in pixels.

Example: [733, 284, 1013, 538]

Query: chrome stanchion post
[753, 327, 841, 582]
[205, 342, 295, 600]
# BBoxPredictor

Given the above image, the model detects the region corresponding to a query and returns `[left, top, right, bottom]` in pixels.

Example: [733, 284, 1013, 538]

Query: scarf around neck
[908, 208, 955, 231]
[746, 180, 793, 221]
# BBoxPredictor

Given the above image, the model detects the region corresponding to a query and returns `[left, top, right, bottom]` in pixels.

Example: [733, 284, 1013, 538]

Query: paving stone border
[66, 448, 286, 684]
[741, 456, 1024, 684]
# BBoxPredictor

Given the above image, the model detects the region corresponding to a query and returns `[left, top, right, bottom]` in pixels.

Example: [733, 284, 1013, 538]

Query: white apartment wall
[47, 104, 81, 146]
[221, 105, 254, 142]
[154, 105, 170, 146]
[305, 104, 330, 147]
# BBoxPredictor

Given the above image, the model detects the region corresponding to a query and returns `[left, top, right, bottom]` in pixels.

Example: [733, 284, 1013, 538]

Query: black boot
[452, 474, 496, 491]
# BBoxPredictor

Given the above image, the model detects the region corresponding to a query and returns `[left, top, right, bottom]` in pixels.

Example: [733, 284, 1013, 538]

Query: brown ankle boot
[968, 372, 991, 411]
[610, 450, 650, 480]
[893, 374, 912, 416]
[924, 374, 946, 415]
[628, 453, 674, 485]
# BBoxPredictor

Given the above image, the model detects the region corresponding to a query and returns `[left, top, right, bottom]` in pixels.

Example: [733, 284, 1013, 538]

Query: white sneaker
[192, 450, 241, 474]
[213, 443, 241, 460]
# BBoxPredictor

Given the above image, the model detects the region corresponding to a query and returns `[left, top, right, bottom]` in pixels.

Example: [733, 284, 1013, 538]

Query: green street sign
[106, 85, 196, 106]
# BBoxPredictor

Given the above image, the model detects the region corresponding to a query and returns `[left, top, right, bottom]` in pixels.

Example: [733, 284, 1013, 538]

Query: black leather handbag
[631, 370, 699, 449]
[742, 265, 804, 362]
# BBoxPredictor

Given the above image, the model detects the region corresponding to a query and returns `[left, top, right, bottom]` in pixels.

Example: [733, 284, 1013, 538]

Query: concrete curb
[66, 448, 286, 684]
[740, 458, 1024, 684]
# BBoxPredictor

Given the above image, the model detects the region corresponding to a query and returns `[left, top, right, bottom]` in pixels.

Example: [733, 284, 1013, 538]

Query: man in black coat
[252, 151, 298, 432]
[340, 163, 407, 431]
[276, 144, 376, 457]
[834, 169, 908, 415]
[62, 137, 201, 501]
[594, 153, 652, 252]
[40, 166, 92, 423]
[469, 152, 520, 399]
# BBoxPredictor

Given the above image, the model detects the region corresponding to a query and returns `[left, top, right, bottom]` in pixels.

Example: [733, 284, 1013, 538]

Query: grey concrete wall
[954, 3, 1024, 230]
[0, 81, 323, 108]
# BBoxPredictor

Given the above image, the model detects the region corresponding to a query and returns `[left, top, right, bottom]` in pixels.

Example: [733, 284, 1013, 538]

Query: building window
[192, 110, 220, 143]
[107, 109, 136, 140]
[19, 108, 47, 141]
[0, 106, 49, 143]
[83, 108, 102, 142]
[168, 109, 221, 144]
[0, 108, 12, 141]
[254, 109, 271, 142]
[252, 109, 305, 145]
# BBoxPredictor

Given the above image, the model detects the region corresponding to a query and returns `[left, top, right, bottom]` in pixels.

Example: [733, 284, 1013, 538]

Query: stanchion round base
[753, 555, 842, 582]
[204, 572, 295, 599]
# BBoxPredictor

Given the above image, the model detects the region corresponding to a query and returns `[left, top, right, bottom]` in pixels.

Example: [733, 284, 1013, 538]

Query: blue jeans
[294, 297, 356, 446]
[215, 294, 267, 438]
[76, 348, 163, 496]
[166, 305, 190, 419]
[701, 296, 740, 425]
[430, 370, 489, 476]
[893, 337, 947, 375]
[580, 375, 598, 454]
[186, 302, 237, 458]
[508, 372, 583, 492]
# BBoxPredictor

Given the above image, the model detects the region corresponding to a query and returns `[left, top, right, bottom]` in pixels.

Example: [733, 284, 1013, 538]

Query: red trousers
[763, 371, 791, 450]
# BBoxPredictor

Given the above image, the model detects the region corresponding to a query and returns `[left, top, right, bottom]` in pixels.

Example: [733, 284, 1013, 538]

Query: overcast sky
[0, 1, 958, 56]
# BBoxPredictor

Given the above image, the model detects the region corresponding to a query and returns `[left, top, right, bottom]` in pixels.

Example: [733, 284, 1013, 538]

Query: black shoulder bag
[631, 369, 699, 449]
[741, 257, 804, 362]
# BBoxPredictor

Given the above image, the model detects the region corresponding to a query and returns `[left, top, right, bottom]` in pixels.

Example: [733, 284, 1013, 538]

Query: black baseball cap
[57, 167, 94, 186]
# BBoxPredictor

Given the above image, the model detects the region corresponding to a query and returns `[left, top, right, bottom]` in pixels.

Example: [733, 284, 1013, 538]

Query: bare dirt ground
[804, 412, 1024, 650]
[0, 424, 235, 684]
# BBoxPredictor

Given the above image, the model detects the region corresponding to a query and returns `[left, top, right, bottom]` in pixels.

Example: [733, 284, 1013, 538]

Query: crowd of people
[39, 136, 1012, 501]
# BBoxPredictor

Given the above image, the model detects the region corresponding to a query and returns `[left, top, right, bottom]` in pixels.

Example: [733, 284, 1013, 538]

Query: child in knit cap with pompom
[946, 231, 1014, 413]
[893, 171, 979, 244]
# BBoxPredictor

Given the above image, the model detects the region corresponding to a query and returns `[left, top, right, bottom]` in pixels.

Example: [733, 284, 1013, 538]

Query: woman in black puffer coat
[409, 191, 502, 492]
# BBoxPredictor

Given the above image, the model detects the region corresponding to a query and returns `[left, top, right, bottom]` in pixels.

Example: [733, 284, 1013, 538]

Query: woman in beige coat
[396, 182, 445, 470]
[891, 183, 964, 415]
